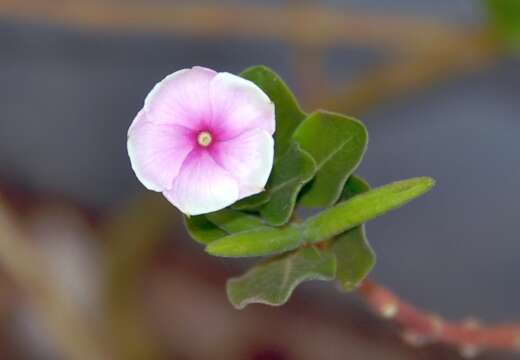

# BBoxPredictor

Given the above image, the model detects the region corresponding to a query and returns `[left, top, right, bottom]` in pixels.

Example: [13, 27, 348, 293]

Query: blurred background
[0, 0, 518, 359]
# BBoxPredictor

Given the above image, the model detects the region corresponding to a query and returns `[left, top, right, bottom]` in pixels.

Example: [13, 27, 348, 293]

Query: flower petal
[211, 129, 274, 198]
[128, 111, 195, 191]
[164, 149, 239, 215]
[209, 72, 275, 139]
[144, 66, 217, 129]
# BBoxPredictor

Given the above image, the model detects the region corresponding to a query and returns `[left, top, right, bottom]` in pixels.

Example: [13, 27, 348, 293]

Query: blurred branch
[316, 30, 505, 114]
[0, 0, 506, 115]
[101, 192, 179, 360]
[0, 0, 460, 51]
[358, 279, 520, 355]
[0, 199, 111, 360]
[292, 45, 328, 107]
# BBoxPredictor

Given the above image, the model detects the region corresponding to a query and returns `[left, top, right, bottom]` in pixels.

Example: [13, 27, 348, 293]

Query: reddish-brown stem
[357, 279, 520, 355]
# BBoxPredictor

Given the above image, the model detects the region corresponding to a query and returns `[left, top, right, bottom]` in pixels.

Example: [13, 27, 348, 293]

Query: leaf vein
[316, 135, 354, 169]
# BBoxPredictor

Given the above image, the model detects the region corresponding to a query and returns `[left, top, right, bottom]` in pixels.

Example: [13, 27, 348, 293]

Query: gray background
[0, 0, 518, 324]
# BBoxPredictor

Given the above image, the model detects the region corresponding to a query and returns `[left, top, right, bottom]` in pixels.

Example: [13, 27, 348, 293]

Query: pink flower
[127, 66, 275, 215]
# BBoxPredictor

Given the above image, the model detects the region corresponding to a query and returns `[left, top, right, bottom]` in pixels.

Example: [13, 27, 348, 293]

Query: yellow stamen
[197, 131, 212, 147]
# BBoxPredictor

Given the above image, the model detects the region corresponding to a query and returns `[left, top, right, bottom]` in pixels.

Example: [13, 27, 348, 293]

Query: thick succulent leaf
[240, 66, 306, 157]
[236, 66, 307, 211]
[331, 227, 375, 291]
[340, 175, 371, 201]
[258, 142, 316, 226]
[233, 143, 315, 216]
[205, 225, 303, 258]
[207, 177, 434, 258]
[485, 0, 520, 49]
[330, 175, 375, 291]
[206, 209, 268, 233]
[227, 247, 336, 309]
[232, 192, 270, 211]
[303, 177, 435, 244]
[186, 209, 268, 244]
[184, 216, 227, 245]
[293, 111, 368, 207]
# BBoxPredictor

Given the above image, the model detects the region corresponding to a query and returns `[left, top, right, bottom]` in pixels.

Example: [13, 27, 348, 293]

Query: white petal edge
[127, 112, 195, 191]
[211, 128, 274, 198]
[209, 72, 275, 138]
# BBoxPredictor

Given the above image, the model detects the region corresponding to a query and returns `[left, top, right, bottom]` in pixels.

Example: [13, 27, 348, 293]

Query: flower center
[197, 131, 213, 147]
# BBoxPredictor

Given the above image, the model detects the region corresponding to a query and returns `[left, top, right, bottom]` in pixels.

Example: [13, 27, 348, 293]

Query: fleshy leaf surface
[293, 111, 368, 207]
[241, 65, 306, 157]
[303, 177, 435, 244]
[184, 216, 227, 245]
[206, 225, 303, 258]
[330, 175, 375, 290]
[186, 209, 268, 244]
[258, 142, 316, 226]
[232, 192, 270, 211]
[341, 175, 371, 200]
[235, 66, 307, 211]
[227, 247, 336, 309]
[206, 209, 268, 233]
[207, 177, 434, 257]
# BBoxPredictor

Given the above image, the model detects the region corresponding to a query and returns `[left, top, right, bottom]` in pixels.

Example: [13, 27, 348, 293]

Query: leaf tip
[205, 243, 220, 256]
[419, 176, 436, 191]
[205, 241, 227, 256]
[226, 281, 248, 310]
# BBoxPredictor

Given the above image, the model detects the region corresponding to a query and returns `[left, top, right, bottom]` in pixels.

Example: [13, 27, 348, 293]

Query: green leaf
[205, 225, 303, 258]
[340, 175, 371, 201]
[235, 66, 307, 211]
[330, 175, 375, 291]
[206, 209, 268, 233]
[185, 209, 267, 245]
[184, 216, 227, 245]
[226, 247, 336, 309]
[232, 191, 270, 211]
[258, 142, 316, 226]
[208, 177, 434, 258]
[303, 177, 435, 244]
[233, 143, 315, 215]
[293, 111, 368, 207]
[241, 66, 306, 157]
[485, 0, 520, 49]
[331, 227, 374, 291]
